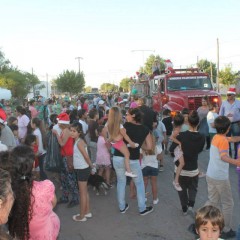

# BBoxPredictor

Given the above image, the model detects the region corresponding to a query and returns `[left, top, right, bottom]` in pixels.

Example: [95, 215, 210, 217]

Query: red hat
[227, 87, 236, 95]
[57, 113, 70, 124]
[0, 109, 7, 125]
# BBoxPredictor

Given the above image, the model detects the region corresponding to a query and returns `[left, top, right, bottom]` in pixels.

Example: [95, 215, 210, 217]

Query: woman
[6, 145, 60, 240]
[54, 113, 79, 208]
[15, 106, 30, 143]
[112, 108, 153, 215]
[197, 96, 210, 150]
[0, 168, 14, 225]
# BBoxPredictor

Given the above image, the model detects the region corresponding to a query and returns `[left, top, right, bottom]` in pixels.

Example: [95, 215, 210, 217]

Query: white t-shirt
[33, 128, 46, 155]
[207, 111, 218, 134]
[79, 120, 88, 135]
[141, 148, 158, 169]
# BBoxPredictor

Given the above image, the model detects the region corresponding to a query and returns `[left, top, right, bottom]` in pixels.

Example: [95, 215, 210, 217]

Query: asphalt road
[53, 148, 240, 240]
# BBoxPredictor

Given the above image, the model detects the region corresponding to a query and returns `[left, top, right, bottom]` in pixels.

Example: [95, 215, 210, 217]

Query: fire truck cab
[132, 68, 221, 113]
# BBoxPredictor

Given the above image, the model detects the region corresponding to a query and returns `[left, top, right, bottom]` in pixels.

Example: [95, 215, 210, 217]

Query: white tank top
[73, 139, 89, 169]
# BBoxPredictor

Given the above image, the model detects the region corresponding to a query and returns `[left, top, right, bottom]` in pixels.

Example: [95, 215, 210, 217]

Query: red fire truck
[131, 67, 221, 113]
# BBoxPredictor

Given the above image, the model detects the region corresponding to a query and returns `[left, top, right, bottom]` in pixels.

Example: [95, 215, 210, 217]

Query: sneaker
[159, 165, 164, 172]
[140, 206, 153, 216]
[172, 181, 182, 191]
[198, 172, 206, 178]
[125, 171, 137, 178]
[188, 207, 195, 218]
[183, 210, 188, 216]
[72, 215, 87, 222]
[127, 143, 139, 148]
[220, 229, 236, 239]
[120, 204, 129, 213]
[153, 198, 159, 205]
[85, 212, 92, 218]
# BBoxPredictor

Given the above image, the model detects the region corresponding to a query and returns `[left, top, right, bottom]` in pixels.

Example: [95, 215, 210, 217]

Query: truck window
[167, 76, 212, 91]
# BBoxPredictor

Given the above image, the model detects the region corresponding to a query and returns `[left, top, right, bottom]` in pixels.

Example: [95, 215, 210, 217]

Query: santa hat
[0, 109, 7, 125]
[57, 113, 70, 124]
[227, 87, 236, 95]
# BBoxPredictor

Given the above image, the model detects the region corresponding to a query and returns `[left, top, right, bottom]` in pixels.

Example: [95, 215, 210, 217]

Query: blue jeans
[112, 156, 146, 212]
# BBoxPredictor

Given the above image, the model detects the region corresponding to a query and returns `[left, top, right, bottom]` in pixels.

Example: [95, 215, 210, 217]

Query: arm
[221, 154, 240, 166]
[170, 128, 181, 146]
[227, 136, 240, 143]
[77, 140, 93, 168]
[55, 128, 70, 147]
[52, 194, 57, 208]
[141, 133, 153, 151]
[120, 127, 135, 147]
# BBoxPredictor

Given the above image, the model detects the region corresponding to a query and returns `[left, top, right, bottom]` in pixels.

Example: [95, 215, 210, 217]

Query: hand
[236, 159, 240, 167]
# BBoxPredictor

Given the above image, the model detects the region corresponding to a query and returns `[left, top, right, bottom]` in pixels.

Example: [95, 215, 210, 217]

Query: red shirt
[61, 136, 73, 156]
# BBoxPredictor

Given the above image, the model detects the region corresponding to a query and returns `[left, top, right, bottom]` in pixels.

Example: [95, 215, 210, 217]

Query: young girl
[170, 113, 185, 191]
[70, 122, 94, 222]
[24, 134, 39, 172]
[96, 125, 112, 187]
[106, 106, 138, 178]
[195, 205, 224, 240]
[31, 117, 47, 180]
[141, 134, 159, 204]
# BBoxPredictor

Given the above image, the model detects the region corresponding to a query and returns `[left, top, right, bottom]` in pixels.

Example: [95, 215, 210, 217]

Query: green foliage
[84, 86, 92, 93]
[197, 59, 217, 82]
[119, 78, 131, 92]
[219, 64, 236, 86]
[139, 54, 165, 75]
[55, 70, 85, 95]
[100, 83, 118, 92]
[0, 50, 11, 73]
[0, 70, 31, 98]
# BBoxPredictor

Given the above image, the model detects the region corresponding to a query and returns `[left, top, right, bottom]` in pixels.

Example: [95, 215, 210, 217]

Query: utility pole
[75, 57, 83, 74]
[46, 73, 49, 98]
[131, 50, 155, 71]
[216, 38, 220, 92]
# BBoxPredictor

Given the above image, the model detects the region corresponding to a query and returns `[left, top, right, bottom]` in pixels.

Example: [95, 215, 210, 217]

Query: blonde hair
[108, 107, 122, 140]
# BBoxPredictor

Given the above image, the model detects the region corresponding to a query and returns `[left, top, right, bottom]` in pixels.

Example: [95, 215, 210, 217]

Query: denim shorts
[142, 166, 158, 177]
[75, 167, 91, 181]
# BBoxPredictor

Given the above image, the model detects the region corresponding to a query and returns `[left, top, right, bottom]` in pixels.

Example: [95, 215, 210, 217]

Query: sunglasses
[227, 94, 234, 96]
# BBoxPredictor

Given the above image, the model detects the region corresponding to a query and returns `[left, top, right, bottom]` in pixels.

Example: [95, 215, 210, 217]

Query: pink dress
[29, 180, 60, 240]
[96, 136, 111, 167]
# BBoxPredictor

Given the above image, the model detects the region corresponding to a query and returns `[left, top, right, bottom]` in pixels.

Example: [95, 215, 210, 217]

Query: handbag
[66, 155, 74, 172]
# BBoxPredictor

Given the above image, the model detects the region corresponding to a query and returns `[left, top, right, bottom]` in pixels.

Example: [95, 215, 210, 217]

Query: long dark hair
[71, 122, 86, 143]
[7, 145, 35, 240]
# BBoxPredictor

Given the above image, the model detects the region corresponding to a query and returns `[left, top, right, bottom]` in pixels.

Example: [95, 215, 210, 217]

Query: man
[137, 97, 157, 132]
[219, 87, 240, 158]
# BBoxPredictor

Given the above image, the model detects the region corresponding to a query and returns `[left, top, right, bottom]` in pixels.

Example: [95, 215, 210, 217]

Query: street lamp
[75, 57, 83, 74]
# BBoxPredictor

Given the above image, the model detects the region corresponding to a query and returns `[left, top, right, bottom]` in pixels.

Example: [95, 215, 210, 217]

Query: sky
[1, 0, 240, 89]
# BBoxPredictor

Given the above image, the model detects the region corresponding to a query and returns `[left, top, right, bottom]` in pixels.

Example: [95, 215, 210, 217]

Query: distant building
[27, 81, 51, 100]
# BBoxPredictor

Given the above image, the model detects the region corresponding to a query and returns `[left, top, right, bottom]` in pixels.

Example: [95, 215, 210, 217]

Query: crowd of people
[0, 88, 240, 239]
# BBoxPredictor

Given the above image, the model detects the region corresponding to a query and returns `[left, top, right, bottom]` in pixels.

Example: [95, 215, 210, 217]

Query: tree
[84, 86, 92, 93]
[55, 70, 85, 95]
[119, 78, 131, 92]
[197, 59, 217, 83]
[139, 54, 165, 75]
[100, 83, 118, 92]
[0, 49, 11, 73]
[219, 64, 236, 87]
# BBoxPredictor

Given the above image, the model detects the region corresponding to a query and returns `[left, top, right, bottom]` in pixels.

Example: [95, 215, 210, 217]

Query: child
[70, 122, 94, 222]
[205, 116, 240, 238]
[170, 111, 205, 215]
[96, 125, 112, 187]
[153, 120, 166, 172]
[161, 109, 173, 154]
[31, 118, 47, 180]
[170, 113, 185, 191]
[9, 124, 20, 146]
[25, 134, 39, 175]
[195, 205, 224, 240]
[141, 134, 159, 204]
[106, 106, 138, 178]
